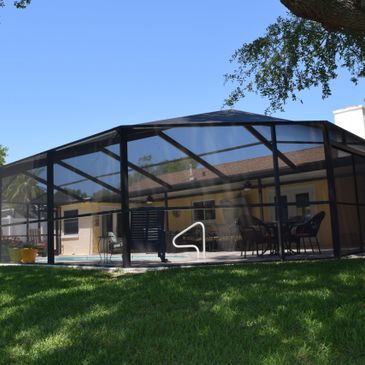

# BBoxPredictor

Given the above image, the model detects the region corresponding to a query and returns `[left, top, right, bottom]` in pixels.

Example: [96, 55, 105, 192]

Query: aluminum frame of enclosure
[0, 110, 364, 266]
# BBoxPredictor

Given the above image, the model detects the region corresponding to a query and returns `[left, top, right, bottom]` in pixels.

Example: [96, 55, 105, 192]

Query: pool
[36, 253, 193, 264]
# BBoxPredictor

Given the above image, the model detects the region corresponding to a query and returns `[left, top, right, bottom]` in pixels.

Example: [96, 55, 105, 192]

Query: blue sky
[0, 0, 364, 163]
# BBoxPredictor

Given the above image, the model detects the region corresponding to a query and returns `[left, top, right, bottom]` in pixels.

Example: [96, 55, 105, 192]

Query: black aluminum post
[0, 176, 2, 261]
[352, 155, 363, 252]
[38, 205, 41, 232]
[271, 125, 285, 259]
[47, 152, 55, 264]
[164, 192, 169, 232]
[322, 124, 341, 258]
[258, 178, 264, 221]
[119, 128, 131, 267]
[26, 203, 29, 242]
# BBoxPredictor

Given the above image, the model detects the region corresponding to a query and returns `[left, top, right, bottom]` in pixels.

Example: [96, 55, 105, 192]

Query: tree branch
[225, 15, 365, 113]
[281, 0, 365, 34]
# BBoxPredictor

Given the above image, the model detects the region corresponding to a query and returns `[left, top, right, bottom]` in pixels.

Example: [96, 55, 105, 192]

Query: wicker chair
[237, 215, 272, 257]
[289, 211, 325, 253]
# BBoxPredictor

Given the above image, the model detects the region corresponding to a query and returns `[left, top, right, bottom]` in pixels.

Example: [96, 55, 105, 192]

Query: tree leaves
[14, 0, 31, 9]
[0, 1, 31, 8]
[3, 174, 41, 203]
[0, 145, 8, 166]
[225, 15, 365, 114]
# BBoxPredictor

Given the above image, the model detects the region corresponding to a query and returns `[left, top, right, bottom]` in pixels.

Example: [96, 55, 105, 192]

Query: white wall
[333, 105, 365, 139]
[61, 214, 93, 256]
[1, 216, 47, 240]
[1, 216, 26, 237]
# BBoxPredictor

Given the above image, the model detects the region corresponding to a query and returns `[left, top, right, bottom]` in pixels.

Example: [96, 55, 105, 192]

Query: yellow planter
[21, 248, 38, 264]
[8, 248, 22, 263]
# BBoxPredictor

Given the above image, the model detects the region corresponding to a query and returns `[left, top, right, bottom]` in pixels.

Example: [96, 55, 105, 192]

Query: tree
[280, 0, 365, 34]
[225, 1, 365, 113]
[3, 175, 43, 203]
[0, 1, 31, 8]
[3, 0, 364, 114]
[0, 145, 8, 166]
[137, 154, 198, 176]
[129, 154, 199, 186]
[3, 174, 44, 216]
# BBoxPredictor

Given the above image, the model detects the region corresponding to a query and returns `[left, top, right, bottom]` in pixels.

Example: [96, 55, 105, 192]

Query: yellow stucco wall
[60, 178, 334, 255]
[164, 179, 332, 249]
[166, 189, 258, 233]
[262, 180, 332, 248]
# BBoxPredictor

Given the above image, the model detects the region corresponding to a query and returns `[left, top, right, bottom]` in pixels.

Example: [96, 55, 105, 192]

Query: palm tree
[3, 174, 45, 241]
[4, 175, 43, 206]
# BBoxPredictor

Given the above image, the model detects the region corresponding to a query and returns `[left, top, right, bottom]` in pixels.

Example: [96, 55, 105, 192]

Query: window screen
[193, 200, 215, 221]
[64, 210, 79, 235]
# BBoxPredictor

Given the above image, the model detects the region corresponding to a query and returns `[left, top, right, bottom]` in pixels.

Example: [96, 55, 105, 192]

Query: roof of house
[129, 146, 325, 194]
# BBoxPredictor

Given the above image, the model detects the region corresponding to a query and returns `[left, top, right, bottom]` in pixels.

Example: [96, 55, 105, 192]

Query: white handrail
[172, 222, 206, 259]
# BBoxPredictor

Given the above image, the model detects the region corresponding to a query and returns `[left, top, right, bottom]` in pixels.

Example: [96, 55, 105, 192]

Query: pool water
[36, 253, 191, 263]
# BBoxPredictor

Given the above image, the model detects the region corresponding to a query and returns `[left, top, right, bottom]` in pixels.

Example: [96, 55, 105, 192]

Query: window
[193, 200, 215, 222]
[275, 195, 288, 221]
[296, 193, 310, 217]
[270, 186, 314, 221]
[64, 210, 79, 235]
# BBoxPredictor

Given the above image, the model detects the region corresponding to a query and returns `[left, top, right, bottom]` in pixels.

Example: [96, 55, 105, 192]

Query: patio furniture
[98, 235, 111, 264]
[98, 232, 123, 264]
[289, 211, 325, 253]
[107, 232, 123, 255]
[237, 215, 271, 257]
[29, 229, 47, 257]
[264, 217, 308, 254]
[251, 217, 278, 254]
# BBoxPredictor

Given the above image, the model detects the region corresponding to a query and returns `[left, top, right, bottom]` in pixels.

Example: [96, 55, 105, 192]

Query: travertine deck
[37, 249, 335, 268]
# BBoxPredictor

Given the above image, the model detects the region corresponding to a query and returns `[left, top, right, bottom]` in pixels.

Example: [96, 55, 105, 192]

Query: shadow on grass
[0, 259, 364, 365]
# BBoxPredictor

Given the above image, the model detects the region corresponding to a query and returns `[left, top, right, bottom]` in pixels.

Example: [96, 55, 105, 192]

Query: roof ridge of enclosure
[1, 109, 331, 170]
[129, 109, 289, 127]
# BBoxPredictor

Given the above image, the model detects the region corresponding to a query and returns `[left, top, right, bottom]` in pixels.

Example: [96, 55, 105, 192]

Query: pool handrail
[172, 222, 206, 259]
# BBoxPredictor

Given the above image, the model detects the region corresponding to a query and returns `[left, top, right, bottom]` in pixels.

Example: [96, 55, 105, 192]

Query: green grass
[0, 259, 364, 365]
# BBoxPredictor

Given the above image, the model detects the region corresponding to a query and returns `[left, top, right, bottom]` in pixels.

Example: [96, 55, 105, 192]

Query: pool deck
[39, 249, 335, 267]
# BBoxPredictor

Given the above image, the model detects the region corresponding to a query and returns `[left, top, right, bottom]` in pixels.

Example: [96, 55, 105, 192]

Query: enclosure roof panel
[2, 109, 364, 172]
[133, 109, 288, 127]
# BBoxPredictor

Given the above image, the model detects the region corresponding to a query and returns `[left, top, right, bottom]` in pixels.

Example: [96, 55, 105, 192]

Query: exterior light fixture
[243, 181, 253, 192]
[146, 195, 154, 205]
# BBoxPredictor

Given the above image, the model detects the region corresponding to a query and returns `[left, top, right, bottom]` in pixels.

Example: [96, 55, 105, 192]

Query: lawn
[0, 259, 364, 365]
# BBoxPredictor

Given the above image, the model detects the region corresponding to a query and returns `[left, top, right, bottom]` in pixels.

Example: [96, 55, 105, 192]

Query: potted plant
[21, 242, 38, 264]
[0, 239, 11, 263]
[5, 239, 22, 263]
